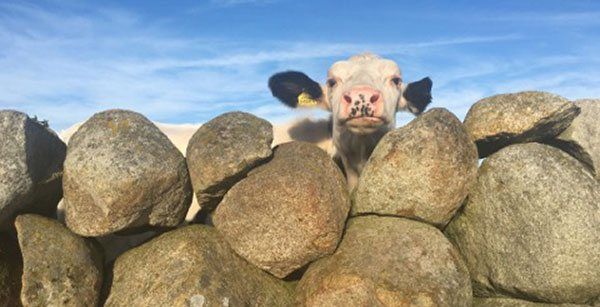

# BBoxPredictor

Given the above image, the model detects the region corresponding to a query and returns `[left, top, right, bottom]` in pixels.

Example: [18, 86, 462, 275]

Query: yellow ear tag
[297, 92, 319, 107]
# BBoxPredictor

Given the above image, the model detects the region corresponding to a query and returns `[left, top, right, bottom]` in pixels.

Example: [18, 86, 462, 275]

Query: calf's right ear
[401, 77, 433, 115]
[268, 71, 327, 109]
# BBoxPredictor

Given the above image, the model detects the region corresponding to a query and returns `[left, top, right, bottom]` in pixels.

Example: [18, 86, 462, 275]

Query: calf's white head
[268, 53, 432, 189]
[268, 53, 432, 136]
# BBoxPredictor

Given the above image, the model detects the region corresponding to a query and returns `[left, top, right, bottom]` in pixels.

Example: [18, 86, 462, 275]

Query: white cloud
[486, 11, 600, 25]
[0, 2, 598, 133]
[209, 0, 279, 8]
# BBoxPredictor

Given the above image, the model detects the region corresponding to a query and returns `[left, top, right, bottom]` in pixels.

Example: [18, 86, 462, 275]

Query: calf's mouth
[346, 116, 384, 126]
[341, 116, 387, 135]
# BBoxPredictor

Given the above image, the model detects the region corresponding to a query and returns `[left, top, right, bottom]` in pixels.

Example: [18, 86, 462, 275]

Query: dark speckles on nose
[348, 94, 376, 118]
[359, 94, 366, 104]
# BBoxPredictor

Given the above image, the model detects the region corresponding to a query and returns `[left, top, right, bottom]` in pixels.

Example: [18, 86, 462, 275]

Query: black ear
[403, 77, 433, 115]
[268, 71, 323, 108]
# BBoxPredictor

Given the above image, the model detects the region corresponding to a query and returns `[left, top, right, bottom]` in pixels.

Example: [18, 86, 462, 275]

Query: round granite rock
[213, 141, 350, 278]
[16, 214, 103, 306]
[0, 110, 66, 230]
[353, 108, 478, 228]
[105, 225, 293, 306]
[463, 91, 579, 158]
[445, 143, 600, 304]
[296, 216, 472, 306]
[473, 297, 591, 307]
[63, 109, 193, 236]
[549, 99, 600, 178]
[186, 111, 273, 213]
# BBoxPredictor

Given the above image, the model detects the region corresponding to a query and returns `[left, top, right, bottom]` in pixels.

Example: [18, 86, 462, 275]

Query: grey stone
[463, 91, 579, 158]
[296, 216, 472, 306]
[105, 225, 293, 306]
[353, 108, 478, 228]
[473, 297, 591, 307]
[16, 214, 103, 307]
[445, 143, 600, 304]
[186, 111, 273, 213]
[63, 109, 192, 236]
[0, 110, 66, 230]
[213, 142, 350, 278]
[548, 99, 600, 178]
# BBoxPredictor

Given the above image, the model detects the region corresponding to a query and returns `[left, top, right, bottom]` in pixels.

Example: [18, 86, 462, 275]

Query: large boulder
[0, 110, 66, 230]
[548, 99, 600, 178]
[473, 297, 591, 307]
[186, 111, 273, 213]
[213, 141, 350, 278]
[445, 143, 600, 304]
[105, 225, 293, 306]
[15, 214, 103, 306]
[463, 91, 579, 158]
[0, 233, 21, 306]
[353, 108, 478, 228]
[63, 109, 193, 236]
[296, 216, 472, 306]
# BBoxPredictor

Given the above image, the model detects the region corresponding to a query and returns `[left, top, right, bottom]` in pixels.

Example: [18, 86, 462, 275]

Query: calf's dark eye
[391, 77, 402, 86]
[326, 79, 337, 88]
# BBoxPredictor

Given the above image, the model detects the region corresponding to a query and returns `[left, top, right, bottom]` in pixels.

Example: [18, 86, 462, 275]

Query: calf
[269, 53, 432, 190]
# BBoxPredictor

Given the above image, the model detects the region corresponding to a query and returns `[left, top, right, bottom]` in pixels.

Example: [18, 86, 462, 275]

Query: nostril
[343, 95, 352, 104]
[370, 93, 380, 103]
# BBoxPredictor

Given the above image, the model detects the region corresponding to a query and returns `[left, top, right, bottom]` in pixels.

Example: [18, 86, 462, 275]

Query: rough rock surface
[213, 141, 350, 278]
[0, 233, 21, 307]
[445, 143, 600, 304]
[0, 110, 66, 229]
[15, 214, 103, 306]
[548, 99, 600, 178]
[63, 109, 192, 236]
[473, 297, 591, 307]
[463, 91, 579, 158]
[353, 108, 478, 228]
[186, 111, 273, 212]
[296, 216, 472, 306]
[105, 225, 293, 306]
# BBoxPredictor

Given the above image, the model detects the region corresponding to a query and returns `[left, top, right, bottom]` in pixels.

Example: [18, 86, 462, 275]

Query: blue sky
[1, 0, 599, 131]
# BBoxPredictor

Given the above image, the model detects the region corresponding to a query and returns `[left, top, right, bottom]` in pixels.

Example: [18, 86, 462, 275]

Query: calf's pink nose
[343, 87, 382, 105]
[343, 86, 383, 118]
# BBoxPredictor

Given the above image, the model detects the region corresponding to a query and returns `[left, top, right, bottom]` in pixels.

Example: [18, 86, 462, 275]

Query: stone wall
[0, 92, 598, 306]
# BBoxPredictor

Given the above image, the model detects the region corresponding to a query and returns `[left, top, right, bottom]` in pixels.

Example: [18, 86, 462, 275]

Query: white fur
[319, 53, 412, 189]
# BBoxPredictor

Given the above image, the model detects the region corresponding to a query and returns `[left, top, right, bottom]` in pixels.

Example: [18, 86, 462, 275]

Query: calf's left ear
[400, 77, 433, 115]
[268, 71, 327, 109]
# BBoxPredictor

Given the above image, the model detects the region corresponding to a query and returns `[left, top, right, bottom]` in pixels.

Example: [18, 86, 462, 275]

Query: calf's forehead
[328, 56, 401, 79]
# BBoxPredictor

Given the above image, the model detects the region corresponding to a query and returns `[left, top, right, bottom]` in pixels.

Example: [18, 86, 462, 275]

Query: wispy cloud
[485, 11, 600, 25]
[210, 0, 279, 7]
[0, 1, 598, 132]
[90, 34, 522, 74]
